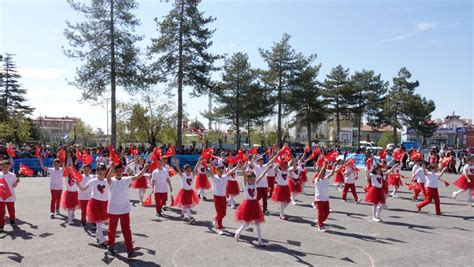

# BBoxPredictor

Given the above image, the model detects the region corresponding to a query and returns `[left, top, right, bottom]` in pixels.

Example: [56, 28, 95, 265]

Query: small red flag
[168, 167, 177, 177]
[165, 145, 175, 158]
[57, 148, 66, 164]
[366, 156, 373, 170]
[35, 146, 41, 158]
[109, 145, 120, 165]
[71, 165, 83, 183]
[19, 163, 34, 176]
[304, 146, 311, 153]
[392, 148, 404, 161]
[0, 178, 12, 200]
[442, 180, 450, 187]
[249, 147, 258, 155]
[143, 193, 153, 207]
[378, 150, 387, 160]
[76, 148, 83, 162]
[307, 147, 321, 161]
[7, 145, 16, 158]
[441, 157, 452, 167]
[324, 150, 338, 162]
[201, 147, 214, 160]
[82, 151, 93, 164]
[63, 164, 70, 177]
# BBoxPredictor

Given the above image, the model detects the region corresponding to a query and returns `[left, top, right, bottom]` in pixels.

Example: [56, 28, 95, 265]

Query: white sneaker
[234, 232, 240, 241]
[391, 194, 399, 198]
[217, 230, 224, 235]
[257, 240, 266, 247]
[291, 200, 297, 206]
[311, 202, 316, 209]
[452, 192, 459, 199]
[318, 226, 327, 232]
[372, 217, 381, 222]
[67, 220, 73, 225]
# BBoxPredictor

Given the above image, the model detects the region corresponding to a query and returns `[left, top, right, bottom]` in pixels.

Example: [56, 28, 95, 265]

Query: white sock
[454, 189, 465, 196]
[291, 193, 297, 201]
[468, 189, 473, 202]
[199, 189, 204, 198]
[139, 189, 145, 201]
[96, 223, 104, 242]
[185, 208, 192, 218]
[376, 204, 383, 218]
[255, 223, 262, 243]
[372, 205, 377, 218]
[392, 187, 398, 195]
[230, 196, 235, 206]
[236, 223, 249, 237]
[68, 210, 73, 222]
[280, 203, 288, 217]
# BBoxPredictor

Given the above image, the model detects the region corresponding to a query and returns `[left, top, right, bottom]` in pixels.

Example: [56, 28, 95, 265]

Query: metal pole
[106, 98, 109, 135]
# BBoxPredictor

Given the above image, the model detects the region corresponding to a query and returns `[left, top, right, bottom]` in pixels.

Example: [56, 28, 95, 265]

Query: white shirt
[370, 174, 383, 188]
[65, 177, 78, 192]
[78, 174, 93, 200]
[86, 178, 109, 201]
[108, 177, 132, 215]
[227, 171, 237, 181]
[243, 183, 257, 200]
[425, 172, 440, 188]
[275, 170, 289, 186]
[463, 164, 474, 176]
[181, 174, 194, 190]
[151, 168, 170, 193]
[212, 175, 228, 196]
[1, 172, 16, 202]
[253, 164, 268, 188]
[266, 164, 276, 177]
[48, 167, 64, 190]
[344, 167, 357, 184]
[414, 167, 426, 183]
[314, 176, 330, 201]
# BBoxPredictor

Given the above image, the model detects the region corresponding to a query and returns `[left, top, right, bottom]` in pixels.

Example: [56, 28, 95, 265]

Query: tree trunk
[306, 108, 312, 146]
[235, 84, 241, 148]
[110, 0, 117, 147]
[277, 72, 282, 148]
[357, 92, 362, 148]
[335, 98, 340, 145]
[393, 125, 398, 145]
[247, 118, 251, 146]
[176, 0, 185, 150]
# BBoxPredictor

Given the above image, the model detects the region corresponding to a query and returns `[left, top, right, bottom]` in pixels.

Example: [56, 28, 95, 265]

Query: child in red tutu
[266, 151, 277, 198]
[61, 165, 79, 225]
[333, 159, 345, 192]
[341, 161, 361, 203]
[297, 156, 309, 194]
[211, 163, 240, 235]
[127, 156, 148, 205]
[0, 159, 19, 232]
[452, 155, 474, 202]
[271, 158, 295, 220]
[78, 163, 93, 227]
[417, 164, 447, 215]
[289, 163, 303, 205]
[314, 161, 335, 232]
[77, 162, 109, 247]
[195, 160, 211, 200]
[365, 164, 397, 222]
[234, 161, 274, 247]
[172, 158, 200, 223]
[226, 163, 240, 209]
[388, 161, 408, 198]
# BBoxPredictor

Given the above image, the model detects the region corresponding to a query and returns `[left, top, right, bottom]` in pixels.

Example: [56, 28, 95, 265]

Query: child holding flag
[0, 159, 19, 232]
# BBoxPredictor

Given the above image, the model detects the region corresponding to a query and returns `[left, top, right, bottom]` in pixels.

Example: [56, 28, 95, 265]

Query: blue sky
[1, 0, 472, 131]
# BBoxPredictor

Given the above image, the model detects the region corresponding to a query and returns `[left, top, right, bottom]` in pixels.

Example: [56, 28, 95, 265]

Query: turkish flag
[109, 145, 120, 165]
[307, 147, 321, 161]
[35, 146, 41, 158]
[57, 148, 66, 164]
[317, 156, 325, 168]
[324, 150, 338, 162]
[63, 164, 70, 178]
[0, 178, 12, 200]
[82, 151, 93, 164]
[249, 147, 258, 155]
[76, 148, 83, 162]
[441, 157, 452, 167]
[392, 148, 405, 161]
[409, 150, 423, 161]
[201, 147, 214, 160]
[165, 145, 175, 158]
[366, 156, 373, 170]
[71, 165, 83, 183]
[143, 193, 153, 207]
[7, 145, 16, 158]
[378, 150, 387, 160]
[168, 167, 177, 177]
[19, 163, 34, 176]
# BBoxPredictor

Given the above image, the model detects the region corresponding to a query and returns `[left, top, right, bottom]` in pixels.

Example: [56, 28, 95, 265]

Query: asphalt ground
[0, 171, 473, 266]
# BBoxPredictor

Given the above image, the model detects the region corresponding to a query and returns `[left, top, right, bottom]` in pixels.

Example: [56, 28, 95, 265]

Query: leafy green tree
[321, 65, 353, 142]
[377, 131, 401, 148]
[64, 0, 144, 146]
[241, 82, 273, 146]
[401, 94, 437, 146]
[69, 121, 96, 146]
[351, 69, 388, 147]
[148, 0, 220, 148]
[287, 56, 325, 145]
[383, 67, 420, 144]
[0, 53, 34, 121]
[259, 33, 304, 148]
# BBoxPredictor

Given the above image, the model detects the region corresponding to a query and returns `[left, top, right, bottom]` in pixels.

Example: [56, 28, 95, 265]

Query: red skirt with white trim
[382, 180, 389, 195]
[61, 191, 79, 210]
[226, 180, 240, 196]
[271, 185, 291, 203]
[195, 173, 211, 189]
[453, 175, 474, 190]
[299, 170, 308, 183]
[86, 198, 108, 223]
[132, 175, 148, 189]
[334, 172, 344, 184]
[288, 179, 302, 194]
[234, 199, 265, 224]
[172, 189, 200, 208]
[388, 174, 403, 187]
[365, 186, 386, 204]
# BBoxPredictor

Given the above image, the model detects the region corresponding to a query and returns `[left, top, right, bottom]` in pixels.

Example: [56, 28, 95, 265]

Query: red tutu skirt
[271, 185, 291, 203]
[195, 173, 211, 190]
[87, 198, 108, 223]
[234, 199, 265, 224]
[61, 191, 79, 210]
[453, 175, 474, 190]
[172, 189, 200, 208]
[365, 186, 386, 204]
[388, 174, 403, 187]
[299, 170, 308, 183]
[226, 180, 240, 196]
[132, 175, 148, 189]
[288, 179, 302, 194]
[334, 172, 344, 184]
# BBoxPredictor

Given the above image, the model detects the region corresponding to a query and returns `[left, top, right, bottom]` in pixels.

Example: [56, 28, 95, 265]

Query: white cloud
[17, 67, 72, 80]
[416, 22, 438, 32]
